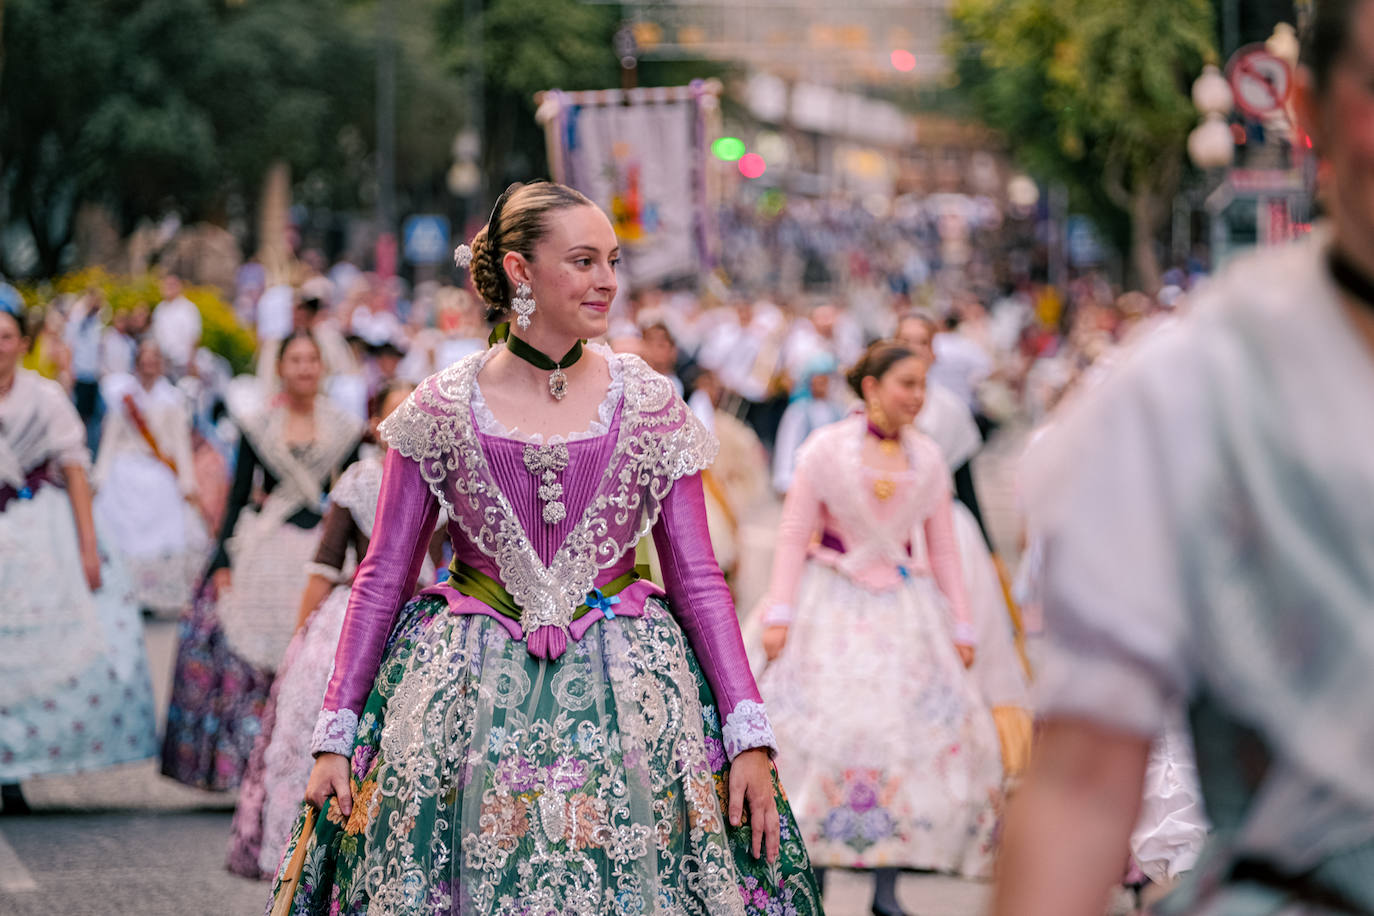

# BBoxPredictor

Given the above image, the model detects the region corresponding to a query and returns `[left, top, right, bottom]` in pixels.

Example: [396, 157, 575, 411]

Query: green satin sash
[445, 559, 646, 625]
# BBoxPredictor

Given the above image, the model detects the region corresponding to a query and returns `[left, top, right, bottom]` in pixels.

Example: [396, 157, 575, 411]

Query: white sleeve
[40, 381, 91, 471]
[1024, 331, 1206, 737]
[918, 384, 983, 471]
[171, 406, 198, 495]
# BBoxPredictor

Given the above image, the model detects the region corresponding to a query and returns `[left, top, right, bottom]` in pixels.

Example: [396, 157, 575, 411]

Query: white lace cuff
[311, 707, 358, 757]
[952, 621, 978, 646]
[722, 699, 778, 760]
[760, 602, 794, 627]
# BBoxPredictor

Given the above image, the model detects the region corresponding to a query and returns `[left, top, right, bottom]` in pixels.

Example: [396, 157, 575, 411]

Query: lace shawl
[0, 370, 90, 485]
[470, 342, 624, 445]
[794, 414, 945, 574]
[231, 396, 364, 524]
[326, 457, 384, 539]
[379, 349, 718, 655]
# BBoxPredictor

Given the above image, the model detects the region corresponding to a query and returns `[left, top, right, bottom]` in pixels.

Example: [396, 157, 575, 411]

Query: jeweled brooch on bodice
[523, 441, 571, 525]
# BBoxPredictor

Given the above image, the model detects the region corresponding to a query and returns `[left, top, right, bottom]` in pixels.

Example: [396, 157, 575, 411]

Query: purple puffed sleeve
[652, 473, 777, 760]
[311, 448, 441, 756]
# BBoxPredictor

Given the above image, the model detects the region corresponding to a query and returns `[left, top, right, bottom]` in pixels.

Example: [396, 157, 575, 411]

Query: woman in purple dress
[267, 182, 823, 916]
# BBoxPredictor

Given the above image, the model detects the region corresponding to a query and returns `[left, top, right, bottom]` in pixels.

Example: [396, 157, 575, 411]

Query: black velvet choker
[500, 325, 584, 401]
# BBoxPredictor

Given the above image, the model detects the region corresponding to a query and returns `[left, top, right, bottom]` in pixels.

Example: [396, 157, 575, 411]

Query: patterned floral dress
[0, 370, 157, 781]
[267, 345, 823, 916]
[161, 398, 362, 790]
[757, 415, 1005, 877]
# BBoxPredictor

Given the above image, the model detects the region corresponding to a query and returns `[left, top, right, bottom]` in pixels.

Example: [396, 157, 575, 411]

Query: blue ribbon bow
[17, 486, 33, 500]
[585, 588, 621, 620]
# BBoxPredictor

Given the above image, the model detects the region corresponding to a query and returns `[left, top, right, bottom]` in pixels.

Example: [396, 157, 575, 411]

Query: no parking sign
[1225, 45, 1292, 120]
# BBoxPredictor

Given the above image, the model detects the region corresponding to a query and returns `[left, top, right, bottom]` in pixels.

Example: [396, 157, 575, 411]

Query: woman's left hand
[728, 747, 780, 862]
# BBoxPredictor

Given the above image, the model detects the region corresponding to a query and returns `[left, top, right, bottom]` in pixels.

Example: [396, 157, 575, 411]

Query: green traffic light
[711, 137, 747, 162]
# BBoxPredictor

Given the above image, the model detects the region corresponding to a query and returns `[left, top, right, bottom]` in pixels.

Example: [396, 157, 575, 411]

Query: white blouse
[1023, 227, 1374, 867]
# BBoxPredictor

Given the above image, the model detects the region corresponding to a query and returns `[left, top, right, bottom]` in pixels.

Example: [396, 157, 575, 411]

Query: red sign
[1226, 45, 1293, 119]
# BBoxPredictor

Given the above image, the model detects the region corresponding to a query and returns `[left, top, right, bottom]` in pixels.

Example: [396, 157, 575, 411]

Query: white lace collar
[470, 341, 625, 445]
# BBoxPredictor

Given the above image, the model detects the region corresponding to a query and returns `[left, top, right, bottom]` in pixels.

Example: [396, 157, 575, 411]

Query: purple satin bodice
[318, 405, 771, 759]
[476, 414, 620, 567]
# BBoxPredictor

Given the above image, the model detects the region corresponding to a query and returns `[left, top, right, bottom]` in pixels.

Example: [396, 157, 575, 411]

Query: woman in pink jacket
[760, 341, 1005, 914]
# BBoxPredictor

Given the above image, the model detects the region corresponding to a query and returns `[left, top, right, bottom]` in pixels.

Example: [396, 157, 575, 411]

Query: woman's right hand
[305, 753, 352, 816]
[763, 625, 789, 661]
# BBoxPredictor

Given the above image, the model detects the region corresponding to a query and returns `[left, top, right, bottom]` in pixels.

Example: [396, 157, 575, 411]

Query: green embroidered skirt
[268, 594, 823, 916]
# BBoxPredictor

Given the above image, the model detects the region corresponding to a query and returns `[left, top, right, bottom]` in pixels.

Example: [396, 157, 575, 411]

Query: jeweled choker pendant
[504, 333, 585, 401]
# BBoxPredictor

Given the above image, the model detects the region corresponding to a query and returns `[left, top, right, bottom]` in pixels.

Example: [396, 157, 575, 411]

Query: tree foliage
[20, 267, 257, 373]
[0, 0, 697, 279]
[950, 0, 1215, 290]
[435, 0, 622, 202]
[0, 0, 385, 277]
[0, 0, 467, 276]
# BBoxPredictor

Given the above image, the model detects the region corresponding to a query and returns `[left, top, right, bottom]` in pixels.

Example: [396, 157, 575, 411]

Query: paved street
[0, 809, 991, 915]
[0, 794, 990, 915]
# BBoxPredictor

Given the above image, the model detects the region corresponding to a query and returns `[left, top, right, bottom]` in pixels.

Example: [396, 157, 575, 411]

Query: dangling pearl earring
[512, 282, 537, 330]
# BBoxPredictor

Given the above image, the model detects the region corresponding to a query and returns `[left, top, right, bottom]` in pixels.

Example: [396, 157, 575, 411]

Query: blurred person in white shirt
[151, 274, 201, 377]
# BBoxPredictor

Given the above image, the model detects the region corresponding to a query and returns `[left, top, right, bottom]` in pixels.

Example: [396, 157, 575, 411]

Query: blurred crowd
[2, 197, 1211, 902]
[10, 201, 1205, 569]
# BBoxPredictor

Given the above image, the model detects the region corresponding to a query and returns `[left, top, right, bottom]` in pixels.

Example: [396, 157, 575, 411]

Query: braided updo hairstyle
[465, 181, 597, 319]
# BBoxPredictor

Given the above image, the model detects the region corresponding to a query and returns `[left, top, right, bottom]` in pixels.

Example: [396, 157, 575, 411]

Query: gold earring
[868, 398, 893, 433]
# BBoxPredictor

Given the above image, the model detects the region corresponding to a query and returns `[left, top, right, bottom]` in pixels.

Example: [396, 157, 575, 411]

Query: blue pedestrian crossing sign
[403, 215, 451, 265]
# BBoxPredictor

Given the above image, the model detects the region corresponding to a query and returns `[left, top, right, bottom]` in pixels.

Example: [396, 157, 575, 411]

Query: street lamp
[1266, 23, 1300, 71]
[1188, 65, 1235, 169]
[1189, 114, 1236, 169]
[1006, 174, 1040, 214]
[1182, 64, 1236, 266]
[1191, 65, 1233, 118]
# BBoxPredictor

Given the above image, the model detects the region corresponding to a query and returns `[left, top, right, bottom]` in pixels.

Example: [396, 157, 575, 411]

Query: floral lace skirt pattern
[759, 564, 1005, 876]
[267, 595, 822, 916]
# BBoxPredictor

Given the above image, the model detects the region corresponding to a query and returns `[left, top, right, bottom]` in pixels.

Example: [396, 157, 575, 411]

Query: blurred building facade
[615, 0, 951, 84]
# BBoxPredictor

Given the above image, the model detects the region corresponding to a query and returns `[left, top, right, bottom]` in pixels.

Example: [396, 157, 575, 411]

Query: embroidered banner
[539, 84, 716, 287]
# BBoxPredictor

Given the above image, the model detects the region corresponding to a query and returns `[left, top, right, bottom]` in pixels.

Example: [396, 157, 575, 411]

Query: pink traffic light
[891, 49, 916, 72]
[738, 153, 767, 179]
